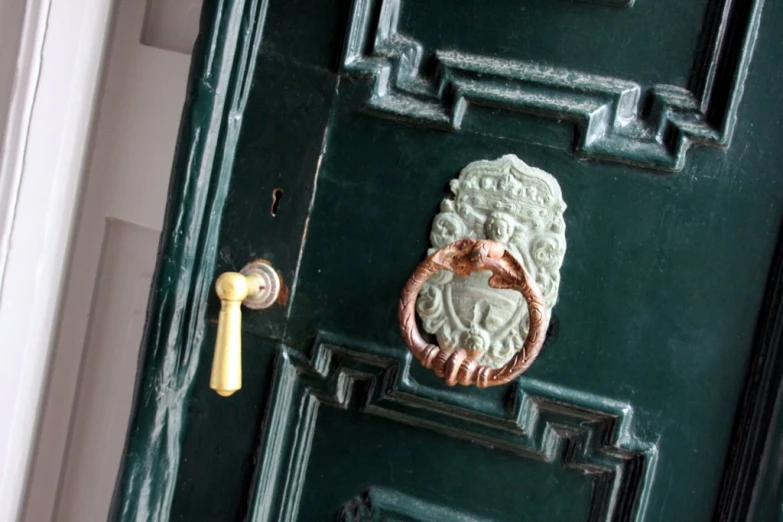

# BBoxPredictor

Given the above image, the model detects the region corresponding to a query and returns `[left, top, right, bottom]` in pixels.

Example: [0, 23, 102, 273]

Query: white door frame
[0, 0, 115, 520]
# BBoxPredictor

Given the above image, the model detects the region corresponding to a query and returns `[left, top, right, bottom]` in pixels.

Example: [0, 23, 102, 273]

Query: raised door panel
[339, 0, 762, 170]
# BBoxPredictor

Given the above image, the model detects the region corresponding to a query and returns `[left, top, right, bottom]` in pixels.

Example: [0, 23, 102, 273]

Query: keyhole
[271, 188, 283, 217]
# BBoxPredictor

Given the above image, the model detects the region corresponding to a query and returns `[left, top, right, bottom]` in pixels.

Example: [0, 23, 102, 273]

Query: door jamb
[0, 0, 115, 520]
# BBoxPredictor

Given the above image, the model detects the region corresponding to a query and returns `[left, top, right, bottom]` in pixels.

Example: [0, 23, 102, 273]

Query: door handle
[210, 261, 280, 397]
[399, 238, 548, 387]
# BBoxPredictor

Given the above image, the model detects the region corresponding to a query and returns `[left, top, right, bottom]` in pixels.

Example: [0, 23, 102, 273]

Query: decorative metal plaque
[416, 155, 567, 369]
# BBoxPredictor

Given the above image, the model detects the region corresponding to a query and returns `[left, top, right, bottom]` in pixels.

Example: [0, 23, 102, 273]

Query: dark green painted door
[114, 0, 783, 520]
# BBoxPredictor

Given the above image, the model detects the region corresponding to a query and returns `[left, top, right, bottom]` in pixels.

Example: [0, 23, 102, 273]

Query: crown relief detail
[416, 154, 567, 369]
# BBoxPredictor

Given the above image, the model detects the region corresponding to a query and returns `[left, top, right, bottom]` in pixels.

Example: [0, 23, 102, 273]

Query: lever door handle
[210, 262, 280, 397]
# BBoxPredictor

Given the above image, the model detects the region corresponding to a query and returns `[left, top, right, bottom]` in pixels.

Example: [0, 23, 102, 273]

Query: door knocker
[398, 155, 567, 387]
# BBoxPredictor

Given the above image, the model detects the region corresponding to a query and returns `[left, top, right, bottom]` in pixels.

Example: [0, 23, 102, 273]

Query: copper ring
[398, 238, 548, 388]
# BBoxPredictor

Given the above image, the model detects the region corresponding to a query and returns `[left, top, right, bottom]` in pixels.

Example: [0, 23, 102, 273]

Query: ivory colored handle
[209, 264, 278, 397]
[209, 272, 249, 397]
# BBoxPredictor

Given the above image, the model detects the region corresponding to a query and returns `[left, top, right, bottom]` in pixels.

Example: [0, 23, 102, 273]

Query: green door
[114, 0, 783, 520]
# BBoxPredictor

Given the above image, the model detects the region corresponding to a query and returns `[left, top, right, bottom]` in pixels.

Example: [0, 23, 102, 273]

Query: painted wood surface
[115, 0, 783, 520]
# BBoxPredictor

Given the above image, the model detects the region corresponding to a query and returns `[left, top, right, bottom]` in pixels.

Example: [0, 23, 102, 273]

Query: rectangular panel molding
[342, 0, 764, 171]
[337, 487, 499, 521]
[247, 337, 658, 522]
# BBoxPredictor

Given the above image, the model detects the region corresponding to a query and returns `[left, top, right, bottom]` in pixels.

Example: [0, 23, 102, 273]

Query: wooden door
[114, 0, 783, 520]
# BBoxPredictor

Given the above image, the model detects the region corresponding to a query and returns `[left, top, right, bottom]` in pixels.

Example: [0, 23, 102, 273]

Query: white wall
[22, 1, 199, 521]
[0, 2, 26, 146]
[0, 0, 201, 518]
[0, 0, 116, 520]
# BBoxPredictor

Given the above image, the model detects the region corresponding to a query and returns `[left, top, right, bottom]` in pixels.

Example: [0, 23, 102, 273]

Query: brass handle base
[241, 261, 281, 309]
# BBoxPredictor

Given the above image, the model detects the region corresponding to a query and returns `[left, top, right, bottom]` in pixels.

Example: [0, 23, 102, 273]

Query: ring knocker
[399, 238, 547, 387]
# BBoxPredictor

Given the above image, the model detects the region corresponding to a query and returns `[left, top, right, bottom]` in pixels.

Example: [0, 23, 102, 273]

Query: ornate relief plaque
[416, 155, 567, 369]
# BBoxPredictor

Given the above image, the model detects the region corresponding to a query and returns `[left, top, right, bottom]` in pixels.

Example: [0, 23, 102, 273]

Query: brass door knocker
[399, 238, 548, 387]
[398, 155, 567, 387]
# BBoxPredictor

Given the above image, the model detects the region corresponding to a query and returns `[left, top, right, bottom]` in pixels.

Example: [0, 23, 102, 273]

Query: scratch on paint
[284, 77, 340, 334]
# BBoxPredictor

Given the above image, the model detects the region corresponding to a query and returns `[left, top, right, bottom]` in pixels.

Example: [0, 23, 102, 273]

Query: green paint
[113, 0, 783, 521]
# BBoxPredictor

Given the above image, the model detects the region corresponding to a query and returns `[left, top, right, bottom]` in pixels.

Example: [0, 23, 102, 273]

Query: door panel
[338, 0, 762, 171]
[243, 341, 651, 521]
[393, 1, 704, 85]
[115, 0, 783, 521]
